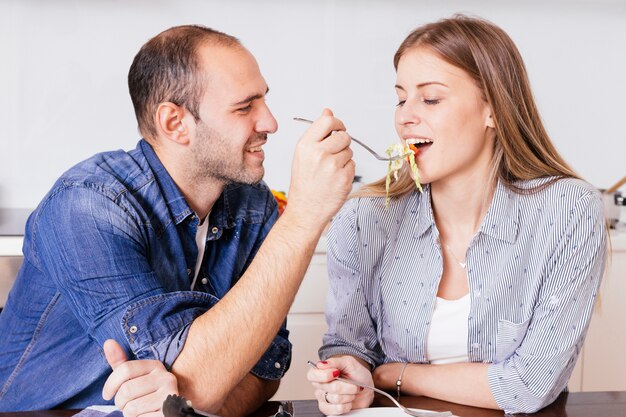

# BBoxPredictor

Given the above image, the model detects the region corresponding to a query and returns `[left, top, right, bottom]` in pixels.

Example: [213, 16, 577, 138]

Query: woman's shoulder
[515, 177, 601, 201]
[511, 177, 603, 221]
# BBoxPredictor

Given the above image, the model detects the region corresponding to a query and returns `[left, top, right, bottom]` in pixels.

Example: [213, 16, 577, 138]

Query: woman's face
[394, 47, 495, 186]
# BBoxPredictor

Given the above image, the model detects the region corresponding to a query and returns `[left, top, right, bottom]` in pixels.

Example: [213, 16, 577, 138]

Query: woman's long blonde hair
[354, 15, 578, 200]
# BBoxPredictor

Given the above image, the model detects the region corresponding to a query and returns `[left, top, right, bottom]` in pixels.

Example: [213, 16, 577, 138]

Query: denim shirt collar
[139, 139, 194, 225]
[139, 139, 269, 232]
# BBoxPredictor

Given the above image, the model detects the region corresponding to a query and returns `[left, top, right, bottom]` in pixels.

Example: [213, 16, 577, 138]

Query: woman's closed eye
[395, 98, 441, 107]
[423, 98, 441, 105]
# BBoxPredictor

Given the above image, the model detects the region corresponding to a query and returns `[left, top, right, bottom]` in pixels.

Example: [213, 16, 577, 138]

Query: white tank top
[425, 294, 471, 364]
[190, 216, 210, 290]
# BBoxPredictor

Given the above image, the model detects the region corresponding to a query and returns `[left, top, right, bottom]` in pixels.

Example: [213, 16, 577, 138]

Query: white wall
[1, 0, 625, 209]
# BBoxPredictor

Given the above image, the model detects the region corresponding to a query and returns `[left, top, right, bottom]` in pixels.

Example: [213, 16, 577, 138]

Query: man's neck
[178, 177, 224, 221]
[152, 143, 224, 221]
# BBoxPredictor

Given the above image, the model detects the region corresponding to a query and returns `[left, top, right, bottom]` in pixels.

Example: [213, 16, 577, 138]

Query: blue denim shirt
[0, 140, 290, 410]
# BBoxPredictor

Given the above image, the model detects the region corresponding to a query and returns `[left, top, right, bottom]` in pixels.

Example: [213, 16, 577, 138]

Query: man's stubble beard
[191, 120, 266, 186]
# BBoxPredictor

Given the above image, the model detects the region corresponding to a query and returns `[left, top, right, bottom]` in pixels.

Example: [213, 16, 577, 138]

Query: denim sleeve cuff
[122, 291, 219, 368]
[250, 327, 292, 380]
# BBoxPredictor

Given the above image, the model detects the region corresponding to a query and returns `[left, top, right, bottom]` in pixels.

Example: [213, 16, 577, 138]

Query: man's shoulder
[57, 145, 153, 198]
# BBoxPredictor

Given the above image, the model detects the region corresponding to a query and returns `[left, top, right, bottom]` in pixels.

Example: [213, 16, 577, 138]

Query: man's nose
[256, 104, 278, 134]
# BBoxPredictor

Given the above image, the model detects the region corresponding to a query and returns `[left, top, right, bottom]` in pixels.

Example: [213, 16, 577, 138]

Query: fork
[293, 117, 411, 162]
[307, 361, 453, 417]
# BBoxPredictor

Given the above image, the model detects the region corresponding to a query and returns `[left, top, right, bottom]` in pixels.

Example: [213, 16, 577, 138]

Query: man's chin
[235, 169, 265, 186]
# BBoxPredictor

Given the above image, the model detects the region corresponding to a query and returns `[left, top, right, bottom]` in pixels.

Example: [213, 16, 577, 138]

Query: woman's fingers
[315, 388, 354, 416]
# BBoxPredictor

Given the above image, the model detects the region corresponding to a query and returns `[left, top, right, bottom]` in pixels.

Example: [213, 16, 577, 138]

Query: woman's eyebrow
[395, 81, 449, 90]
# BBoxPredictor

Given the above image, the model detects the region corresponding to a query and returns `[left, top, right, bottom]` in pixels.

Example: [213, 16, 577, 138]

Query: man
[0, 25, 354, 416]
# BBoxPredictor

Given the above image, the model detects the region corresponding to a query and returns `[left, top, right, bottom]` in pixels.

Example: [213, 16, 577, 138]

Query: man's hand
[102, 339, 179, 417]
[307, 355, 374, 416]
[285, 108, 355, 230]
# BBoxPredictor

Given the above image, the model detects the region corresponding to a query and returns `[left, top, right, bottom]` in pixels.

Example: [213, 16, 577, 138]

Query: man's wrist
[278, 206, 328, 239]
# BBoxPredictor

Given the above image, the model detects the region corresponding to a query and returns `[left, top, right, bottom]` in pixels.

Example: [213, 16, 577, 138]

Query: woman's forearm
[373, 362, 499, 410]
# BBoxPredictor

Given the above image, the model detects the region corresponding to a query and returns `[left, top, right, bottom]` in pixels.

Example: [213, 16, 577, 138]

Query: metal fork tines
[307, 361, 452, 417]
[293, 117, 410, 162]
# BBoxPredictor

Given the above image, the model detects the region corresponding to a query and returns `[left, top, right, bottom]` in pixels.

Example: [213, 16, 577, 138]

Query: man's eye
[238, 105, 252, 113]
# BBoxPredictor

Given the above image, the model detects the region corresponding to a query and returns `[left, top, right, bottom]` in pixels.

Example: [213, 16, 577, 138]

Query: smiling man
[0, 25, 354, 416]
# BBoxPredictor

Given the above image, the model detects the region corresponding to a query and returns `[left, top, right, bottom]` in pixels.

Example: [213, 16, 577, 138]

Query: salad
[384, 143, 423, 206]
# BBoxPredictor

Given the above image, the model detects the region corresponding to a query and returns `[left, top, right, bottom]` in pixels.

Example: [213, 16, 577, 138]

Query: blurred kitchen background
[1, 0, 625, 208]
[1, 0, 625, 400]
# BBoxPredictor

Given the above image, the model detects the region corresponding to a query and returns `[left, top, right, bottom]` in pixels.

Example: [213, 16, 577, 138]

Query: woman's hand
[307, 355, 374, 415]
[102, 339, 179, 417]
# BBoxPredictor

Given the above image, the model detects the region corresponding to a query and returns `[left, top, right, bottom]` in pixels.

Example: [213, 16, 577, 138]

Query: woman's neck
[431, 175, 496, 242]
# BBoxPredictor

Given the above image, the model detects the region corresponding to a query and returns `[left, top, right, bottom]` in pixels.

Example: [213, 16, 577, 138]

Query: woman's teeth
[406, 138, 433, 148]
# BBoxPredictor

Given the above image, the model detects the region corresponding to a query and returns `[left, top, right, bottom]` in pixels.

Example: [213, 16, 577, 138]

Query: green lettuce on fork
[385, 143, 423, 207]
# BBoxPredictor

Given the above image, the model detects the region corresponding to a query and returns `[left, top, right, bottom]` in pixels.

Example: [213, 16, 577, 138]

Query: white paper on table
[85, 406, 118, 413]
[329, 407, 458, 417]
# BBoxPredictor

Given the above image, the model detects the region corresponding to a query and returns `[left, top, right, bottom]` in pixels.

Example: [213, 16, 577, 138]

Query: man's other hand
[102, 339, 179, 417]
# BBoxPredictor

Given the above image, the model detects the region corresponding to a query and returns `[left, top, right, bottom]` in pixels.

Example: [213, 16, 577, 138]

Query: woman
[307, 15, 607, 415]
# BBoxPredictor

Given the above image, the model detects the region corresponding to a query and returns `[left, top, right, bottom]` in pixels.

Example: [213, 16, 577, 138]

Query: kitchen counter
[0, 208, 31, 256]
[1, 219, 625, 257]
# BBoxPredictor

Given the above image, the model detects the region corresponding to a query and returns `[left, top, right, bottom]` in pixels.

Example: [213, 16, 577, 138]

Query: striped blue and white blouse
[319, 177, 607, 414]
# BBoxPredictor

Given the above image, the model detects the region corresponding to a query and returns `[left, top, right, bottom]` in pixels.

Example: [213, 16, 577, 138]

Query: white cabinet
[569, 232, 626, 392]
[272, 245, 329, 400]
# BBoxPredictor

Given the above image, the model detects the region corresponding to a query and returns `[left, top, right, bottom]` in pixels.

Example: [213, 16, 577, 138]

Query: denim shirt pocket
[494, 318, 530, 363]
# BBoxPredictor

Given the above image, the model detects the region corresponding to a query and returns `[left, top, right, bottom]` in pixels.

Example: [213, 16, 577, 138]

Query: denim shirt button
[201, 278, 208, 285]
[187, 269, 192, 275]
[211, 227, 219, 234]
[129, 325, 138, 334]
[274, 362, 281, 369]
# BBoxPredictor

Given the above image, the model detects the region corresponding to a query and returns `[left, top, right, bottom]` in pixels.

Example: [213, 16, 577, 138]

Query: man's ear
[155, 102, 190, 144]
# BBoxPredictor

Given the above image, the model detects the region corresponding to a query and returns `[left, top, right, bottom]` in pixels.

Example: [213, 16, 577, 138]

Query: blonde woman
[307, 15, 607, 415]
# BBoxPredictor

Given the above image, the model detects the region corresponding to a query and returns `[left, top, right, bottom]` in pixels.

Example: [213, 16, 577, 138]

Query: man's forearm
[172, 210, 322, 411]
[217, 374, 279, 417]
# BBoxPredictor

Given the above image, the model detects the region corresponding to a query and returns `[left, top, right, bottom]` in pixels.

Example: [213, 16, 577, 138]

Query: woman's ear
[155, 102, 190, 144]
[485, 107, 495, 129]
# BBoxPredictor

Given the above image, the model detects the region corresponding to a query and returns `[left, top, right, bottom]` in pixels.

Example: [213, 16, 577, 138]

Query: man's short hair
[128, 25, 241, 140]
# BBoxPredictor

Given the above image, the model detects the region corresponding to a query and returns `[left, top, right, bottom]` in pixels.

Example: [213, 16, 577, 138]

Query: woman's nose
[396, 101, 421, 126]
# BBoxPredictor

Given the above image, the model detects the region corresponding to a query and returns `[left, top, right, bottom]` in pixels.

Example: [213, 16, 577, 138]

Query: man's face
[187, 44, 277, 186]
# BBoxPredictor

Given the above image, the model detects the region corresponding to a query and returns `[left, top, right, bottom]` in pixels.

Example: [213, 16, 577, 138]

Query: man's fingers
[102, 360, 163, 401]
[322, 131, 352, 155]
[115, 370, 178, 417]
[104, 339, 128, 370]
[300, 109, 346, 145]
